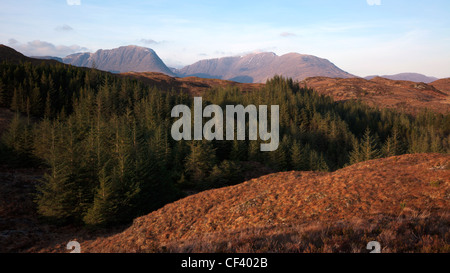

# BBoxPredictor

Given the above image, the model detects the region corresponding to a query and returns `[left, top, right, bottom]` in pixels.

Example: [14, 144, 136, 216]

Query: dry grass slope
[301, 76, 450, 114]
[121, 73, 450, 114]
[76, 153, 449, 253]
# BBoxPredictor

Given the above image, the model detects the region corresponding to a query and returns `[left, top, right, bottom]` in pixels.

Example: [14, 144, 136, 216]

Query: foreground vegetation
[0, 61, 449, 227]
[79, 153, 449, 253]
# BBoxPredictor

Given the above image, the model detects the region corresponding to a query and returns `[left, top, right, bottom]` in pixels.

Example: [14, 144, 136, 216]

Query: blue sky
[1, 0, 449, 77]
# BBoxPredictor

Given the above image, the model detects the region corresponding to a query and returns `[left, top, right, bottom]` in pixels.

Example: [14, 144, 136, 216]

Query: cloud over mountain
[7, 39, 88, 57]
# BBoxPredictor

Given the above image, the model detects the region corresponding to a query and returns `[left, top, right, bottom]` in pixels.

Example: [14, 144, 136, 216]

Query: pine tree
[270, 135, 290, 171]
[83, 166, 118, 226]
[10, 88, 19, 112]
[248, 139, 260, 162]
[382, 126, 402, 157]
[36, 163, 75, 223]
[349, 136, 362, 165]
[0, 79, 5, 106]
[308, 150, 329, 171]
[1, 113, 34, 162]
[30, 86, 42, 116]
[1, 113, 23, 154]
[207, 160, 242, 187]
[429, 127, 443, 153]
[35, 124, 76, 224]
[291, 140, 305, 171]
[44, 91, 52, 119]
[185, 141, 217, 186]
[360, 127, 381, 161]
[230, 139, 247, 161]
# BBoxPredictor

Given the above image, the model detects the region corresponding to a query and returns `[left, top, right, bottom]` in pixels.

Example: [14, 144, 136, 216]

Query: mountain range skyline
[27, 44, 446, 82]
[1, 1, 450, 78]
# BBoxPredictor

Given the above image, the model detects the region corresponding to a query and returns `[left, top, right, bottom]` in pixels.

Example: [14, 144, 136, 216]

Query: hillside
[56, 153, 449, 253]
[0, 44, 61, 66]
[176, 52, 354, 83]
[431, 78, 450, 96]
[365, 73, 439, 83]
[301, 76, 450, 114]
[63, 45, 175, 75]
[120, 72, 263, 96]
[1, 53, 449, 253]
[119, 72, 450, 114]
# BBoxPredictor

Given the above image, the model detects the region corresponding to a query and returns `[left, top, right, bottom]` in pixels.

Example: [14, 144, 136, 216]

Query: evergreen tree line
[0, 62, 449, 226]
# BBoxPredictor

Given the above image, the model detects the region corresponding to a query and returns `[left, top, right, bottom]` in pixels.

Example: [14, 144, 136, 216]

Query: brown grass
[301, 77, 450, 114]
[121, 73, 450, 114]
[68, 153, 450, 253]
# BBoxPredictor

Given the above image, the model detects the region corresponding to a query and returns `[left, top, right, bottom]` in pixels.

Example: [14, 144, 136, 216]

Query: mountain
[176, 52, 355, 83]
[51, 153, 448, 253]
[365, 73, 439, 83]
[62, 45, 175, 76]
[31, 56, 63, 63]
[301, 76, 450, 114]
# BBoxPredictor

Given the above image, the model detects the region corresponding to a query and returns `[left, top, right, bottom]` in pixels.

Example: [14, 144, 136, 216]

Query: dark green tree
[83, 166, 118, 226]
[35, 124, 77, 224]
[184, 141, 217, 186]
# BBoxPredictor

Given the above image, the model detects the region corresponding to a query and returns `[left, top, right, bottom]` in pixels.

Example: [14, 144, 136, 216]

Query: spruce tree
[349, 136, 362, 165]
[382, 126, 402, 157]
[44, 91, 52, 119]
[360, 127, 381, 161]
[270, 135, 290, 171]
[30, 86, 42, 116]
[230, 139, 247, 161]
[185, 141, 217, 186]
[1, 113, 34, 162]
[248, 139, 260, 162]
[35, 124, 76, 224]
[10, 88, 19, 112]
[83, 166, 118, 226]
[0, 80, 5, 106]
[291, 140, 305, 171]
[308, 150, 329, 171]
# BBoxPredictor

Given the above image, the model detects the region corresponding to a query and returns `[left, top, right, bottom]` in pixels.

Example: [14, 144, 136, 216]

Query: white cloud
[8, 38, 18, 45]
[55, 24, 74, 32]
[140, 39, 161, 45]
[280, 32, 296, 37]
[66, 0, 81, 6]
[367, 0, 381, 6]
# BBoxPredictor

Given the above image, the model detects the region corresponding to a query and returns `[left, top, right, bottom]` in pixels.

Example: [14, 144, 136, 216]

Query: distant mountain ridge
[4, 44, 447, 86]
[25, 46, 355, 83]
[364, 73, 439, 83]
[31, 56, 64, 63]
[176, 52, 355, 83]
[62, 45, 175, 76]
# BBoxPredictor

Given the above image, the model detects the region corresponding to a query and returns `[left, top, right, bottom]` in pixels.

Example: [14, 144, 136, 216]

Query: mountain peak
[364, 73, 439, 83]
[177, 51, 354, 83]
[243, 51, 277, 57]
[63, 45, 173, 75]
